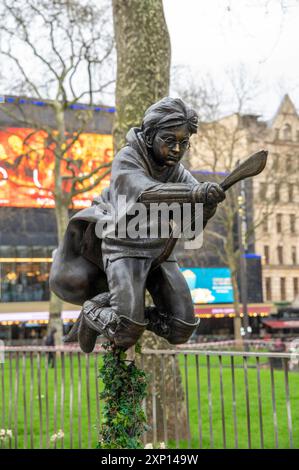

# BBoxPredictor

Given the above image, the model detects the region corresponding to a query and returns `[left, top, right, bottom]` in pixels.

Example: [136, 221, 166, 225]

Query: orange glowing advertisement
[0, 128, 113, 208]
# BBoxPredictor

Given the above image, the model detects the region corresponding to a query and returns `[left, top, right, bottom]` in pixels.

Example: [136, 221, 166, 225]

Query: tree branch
[71, 168, 111, 197]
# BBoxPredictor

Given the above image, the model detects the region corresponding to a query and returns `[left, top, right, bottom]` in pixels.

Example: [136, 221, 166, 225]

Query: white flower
[0, 429, 13, 440]
[144, 443, 153, 449]
[144, 442, 166, 449]
[50, 429, 64, 442]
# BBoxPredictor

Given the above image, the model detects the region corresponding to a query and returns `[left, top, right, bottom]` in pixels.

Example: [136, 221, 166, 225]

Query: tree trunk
[48, 102, 70, 343]
[140, 331, 188, 445]
[48, 292, 63, 344]
[112, 0, 189, 444]
[48, 199, 70, 343]
[54, 198, 70, 244]
[112, 0, 171, 153]
[231, 270, 243, 343]
[225, 208, 243, 344]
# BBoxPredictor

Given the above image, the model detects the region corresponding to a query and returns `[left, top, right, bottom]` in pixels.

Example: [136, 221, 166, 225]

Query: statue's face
[151, 124, 190, 167]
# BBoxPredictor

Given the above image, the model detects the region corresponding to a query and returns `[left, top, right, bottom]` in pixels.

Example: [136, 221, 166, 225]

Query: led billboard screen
[0, 128, 113, 208]
[181, 267, 234, 304]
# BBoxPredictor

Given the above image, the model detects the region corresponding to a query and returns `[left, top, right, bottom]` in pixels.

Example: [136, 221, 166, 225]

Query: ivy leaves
[98, 342, 149, 449]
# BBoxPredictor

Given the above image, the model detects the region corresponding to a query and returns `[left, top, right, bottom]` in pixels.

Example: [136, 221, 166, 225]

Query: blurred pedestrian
[44, 327, 57, 368]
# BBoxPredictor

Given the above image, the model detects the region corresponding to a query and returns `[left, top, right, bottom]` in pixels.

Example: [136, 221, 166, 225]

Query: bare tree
[0, 0, 115, 340]
[174, 69, 280, 340]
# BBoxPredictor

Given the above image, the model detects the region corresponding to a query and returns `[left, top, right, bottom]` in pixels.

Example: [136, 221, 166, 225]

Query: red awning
[263, 320, 299, 329]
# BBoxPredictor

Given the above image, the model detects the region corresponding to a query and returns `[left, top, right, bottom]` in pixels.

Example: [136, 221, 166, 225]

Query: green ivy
[98, 342, 149, 449]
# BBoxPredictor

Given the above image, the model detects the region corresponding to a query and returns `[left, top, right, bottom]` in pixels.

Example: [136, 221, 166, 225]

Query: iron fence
[0, 346, 298, 449]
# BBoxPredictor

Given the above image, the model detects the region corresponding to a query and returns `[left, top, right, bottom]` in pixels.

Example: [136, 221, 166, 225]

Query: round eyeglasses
[157, 136, 190, 151]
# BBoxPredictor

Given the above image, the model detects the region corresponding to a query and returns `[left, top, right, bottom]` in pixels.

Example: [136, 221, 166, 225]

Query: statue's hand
[196, 182, 226, 205]
[205, 182, 226, 205]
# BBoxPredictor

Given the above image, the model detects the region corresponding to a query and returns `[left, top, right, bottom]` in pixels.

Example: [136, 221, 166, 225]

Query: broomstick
[151, 149, 268, 270]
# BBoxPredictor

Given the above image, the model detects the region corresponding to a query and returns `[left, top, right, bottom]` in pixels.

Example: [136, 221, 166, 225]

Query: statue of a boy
[50, 97, 225, 352]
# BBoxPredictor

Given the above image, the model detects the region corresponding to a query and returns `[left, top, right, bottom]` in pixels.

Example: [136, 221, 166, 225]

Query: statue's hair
[141, 97, 198, 140]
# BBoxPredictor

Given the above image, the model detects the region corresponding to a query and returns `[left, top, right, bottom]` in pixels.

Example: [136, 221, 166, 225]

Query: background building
[252, 95, 299, 305]
[191, 94, 299, 308]
[0, 96, 114, 341]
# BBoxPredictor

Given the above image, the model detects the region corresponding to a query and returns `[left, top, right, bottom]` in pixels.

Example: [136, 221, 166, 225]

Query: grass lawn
[0, 351, 298, 449]
[0, 353, 101, 449]
[178, 354, 299, 449]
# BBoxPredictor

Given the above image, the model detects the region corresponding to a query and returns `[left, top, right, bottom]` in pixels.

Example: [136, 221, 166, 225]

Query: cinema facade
[0, 96, 271, 343]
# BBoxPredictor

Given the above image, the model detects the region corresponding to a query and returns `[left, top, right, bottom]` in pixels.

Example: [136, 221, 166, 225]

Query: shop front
[194, 303, 272, 338]
[0, 309, 80, 344]
[0, 246, 54, 302]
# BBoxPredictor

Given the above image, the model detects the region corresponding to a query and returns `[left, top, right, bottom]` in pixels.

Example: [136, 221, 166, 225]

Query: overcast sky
[163, 0, 299, 120]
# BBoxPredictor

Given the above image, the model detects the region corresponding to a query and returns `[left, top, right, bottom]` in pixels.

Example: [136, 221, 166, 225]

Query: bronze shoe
[145, 306, 200, 344]
[113, 316, 148, 350]
[63, 291, 111, 345]
[78, 300, 120, 353]
[165, 317, 200, 344]
[145, 306, 170, 338]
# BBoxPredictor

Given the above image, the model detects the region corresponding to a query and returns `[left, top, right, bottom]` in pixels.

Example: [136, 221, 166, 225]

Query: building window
[0, 245, 54, 303]
[259, 183, 267, 199]
[272, 153, 279, 171]
[0, 245, 55, 258]
[277, 246, 283, 264]
[292, 246, 297, 265]
[294, 278, 299, 298]
[286, 154, 293, 172]
[0, 261, 51, 302]
[297, 130, 299, 142]
[264, 245, 270, 264]
[274, 184, 280, 202]
[275, 128, 280, 140]
[290, 214, 296, 233]
[288, 184, 294, 203]
[283, 123, 292, 140]
[280, 277, 286, 301]
[265, 277, 272, 301]
[262, 213, 268, 233]
[276, 214, 282, 233]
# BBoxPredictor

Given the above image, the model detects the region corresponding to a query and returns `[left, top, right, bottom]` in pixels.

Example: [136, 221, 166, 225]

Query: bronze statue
[50, 97, 267, 352]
